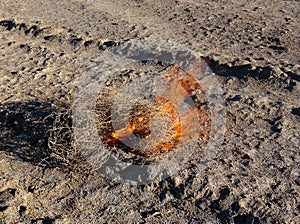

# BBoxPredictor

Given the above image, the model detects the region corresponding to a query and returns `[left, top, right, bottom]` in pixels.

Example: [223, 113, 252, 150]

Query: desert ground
[0, 0, 299, 223]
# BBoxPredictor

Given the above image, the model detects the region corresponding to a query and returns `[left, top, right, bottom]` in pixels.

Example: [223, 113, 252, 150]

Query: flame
[103, 63, 211, 157]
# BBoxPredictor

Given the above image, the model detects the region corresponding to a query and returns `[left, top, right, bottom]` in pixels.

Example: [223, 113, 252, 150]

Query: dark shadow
[0, 101, 60, 168]
[233, 214, 261, 224]
[202, 56, 271, 79]
[202, 56, 300, 82]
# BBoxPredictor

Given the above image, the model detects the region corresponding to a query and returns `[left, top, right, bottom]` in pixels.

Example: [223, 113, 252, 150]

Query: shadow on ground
[0, 101, 60, 168]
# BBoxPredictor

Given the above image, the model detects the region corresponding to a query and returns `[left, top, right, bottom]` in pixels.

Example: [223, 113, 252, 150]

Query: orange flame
[104, 63, 211, 156]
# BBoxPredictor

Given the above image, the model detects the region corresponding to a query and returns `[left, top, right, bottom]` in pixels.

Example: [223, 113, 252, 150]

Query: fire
[103, 63, 211, 157]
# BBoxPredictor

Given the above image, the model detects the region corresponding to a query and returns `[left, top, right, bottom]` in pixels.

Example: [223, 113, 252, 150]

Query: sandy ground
[0, 0, 299, 223]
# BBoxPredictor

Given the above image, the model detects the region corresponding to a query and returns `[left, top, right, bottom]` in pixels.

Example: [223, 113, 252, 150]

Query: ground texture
[0, 0, 299, 223]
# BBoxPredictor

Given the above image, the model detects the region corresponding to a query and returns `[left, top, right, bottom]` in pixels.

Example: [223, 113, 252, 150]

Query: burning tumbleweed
[95, 63, 211, 161]
[50, 37, 227, 184]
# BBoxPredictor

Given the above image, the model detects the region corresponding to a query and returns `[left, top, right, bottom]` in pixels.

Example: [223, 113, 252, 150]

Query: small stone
[174, 176, 181, 187]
